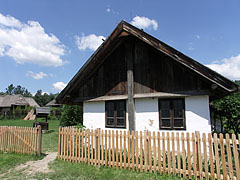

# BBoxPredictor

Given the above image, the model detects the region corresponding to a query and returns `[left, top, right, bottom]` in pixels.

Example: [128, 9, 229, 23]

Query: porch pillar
[125, 40, 135, 132]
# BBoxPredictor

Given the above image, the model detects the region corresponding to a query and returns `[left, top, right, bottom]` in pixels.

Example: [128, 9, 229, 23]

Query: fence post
[195, 131, 202, 180]
[36, 125, 42, 157]
[58, 126, 62, 159]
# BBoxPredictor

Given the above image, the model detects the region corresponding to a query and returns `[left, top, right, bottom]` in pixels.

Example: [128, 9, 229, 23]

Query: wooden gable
[57, 21, 238, 105]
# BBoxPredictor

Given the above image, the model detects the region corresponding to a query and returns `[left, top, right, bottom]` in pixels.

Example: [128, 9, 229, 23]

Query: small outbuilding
[56, 21, 238, 134]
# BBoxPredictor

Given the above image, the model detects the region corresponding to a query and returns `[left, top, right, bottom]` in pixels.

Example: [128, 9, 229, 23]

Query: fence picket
[214, 133, 221, 179]
[225, 134, 233, 180]
[57, 128, 240, 180]
[140, 131, 143, 172]
[232, 134, 240, 180]
[0, 126, 41, 156]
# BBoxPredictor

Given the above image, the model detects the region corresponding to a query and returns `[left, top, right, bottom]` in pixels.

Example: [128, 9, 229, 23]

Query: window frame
[105, 100, 126, 128]
[158, 98, 186, 130]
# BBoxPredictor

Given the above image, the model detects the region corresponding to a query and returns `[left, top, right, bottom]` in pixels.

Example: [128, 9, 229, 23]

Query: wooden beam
[125, 40, 135, 132]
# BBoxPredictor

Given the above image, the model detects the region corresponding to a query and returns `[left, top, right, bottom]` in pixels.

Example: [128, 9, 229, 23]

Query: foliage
[5, 84, 32, 97]
[211, 81, 240, 134]
[48, 107, 63, 120]
[60, 105, 83, 127]
[33, 89, 56, 107]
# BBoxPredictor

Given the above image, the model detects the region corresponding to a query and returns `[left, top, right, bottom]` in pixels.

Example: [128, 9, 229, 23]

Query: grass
[0, 119, 183, 180]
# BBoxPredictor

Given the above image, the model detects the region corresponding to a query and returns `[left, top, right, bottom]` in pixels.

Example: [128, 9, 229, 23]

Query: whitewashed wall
[83, 101, 129, 131]
[83, 95, 211, 134]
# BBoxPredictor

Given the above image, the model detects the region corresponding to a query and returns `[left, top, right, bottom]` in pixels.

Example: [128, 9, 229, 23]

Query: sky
[0, 0, 240, 95]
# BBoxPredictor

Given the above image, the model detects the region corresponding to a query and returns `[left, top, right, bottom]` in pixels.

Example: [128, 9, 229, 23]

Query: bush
[60, 105, 83, 127]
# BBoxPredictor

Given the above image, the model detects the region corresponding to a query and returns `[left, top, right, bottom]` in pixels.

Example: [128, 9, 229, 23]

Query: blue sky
[0, 0, 240, 94]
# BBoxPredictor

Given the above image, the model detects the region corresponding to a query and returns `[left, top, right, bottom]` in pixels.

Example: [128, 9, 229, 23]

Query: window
[159, 98, 186, 130]
[105, 100, 126, 128]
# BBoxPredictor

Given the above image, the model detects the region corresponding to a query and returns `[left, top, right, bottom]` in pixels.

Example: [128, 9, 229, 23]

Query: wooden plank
[94, 130, 97, 166]
[220, 133, 227, 180]
[172, 132, 176, 176]
[232, 134, 240, 180]
[135, 131, 139, 172]
[85, 129, 88, 163]
[162, 132, 166, 174]
[132, 130, 135, 172]
[101, 130, 104, 166]
[202, 133, 209, 180]
[207, 133, 215, 180]
[120, 131, 123, 169]
[116, 130, 119, 169]
[167, 132, 171, 175]
[63, 128, 66, 161]
[128, 131, 130, 170]
[105, 130, 108, 167]
[91, 129, 94, 165]
[191, 133, 197, 179]
[81, 129, 84, 162]
[126, 41, 135, 132]
[181, 132, 186, 179]
[140, 131, 143, 172]
[124, 131, 126, 169]
[196, 131, 202, 180]
[87, 130, 90, 164]
[157, 132, 161, 174]
[213, 133, 221, 179]
[108, 130, 111, 167]
[144, 130, 148, 173]
[225, 134, 233, 180]
[153, 132, 156, 173]
[98, 129, 101, 167]
[148, 131, 152, 173]
[112, 130, 115, 167]
[186, 133, 192, 179]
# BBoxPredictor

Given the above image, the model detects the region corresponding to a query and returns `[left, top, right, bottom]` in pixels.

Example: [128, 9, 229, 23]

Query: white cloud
[26, 71, 48, 80]
[206, 54, 240, 80]
[130, 16, 158, 31]
[75, 34, 105, 51]
[106, 8, 111, 12]
[53, 81, 67, 91]
[0, 13, 65, 67]
[196, 35, 200, 39]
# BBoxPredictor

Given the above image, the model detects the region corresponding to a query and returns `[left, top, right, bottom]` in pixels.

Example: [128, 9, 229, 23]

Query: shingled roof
[57, 21, 238, 104]
[0, 94, 39, 108]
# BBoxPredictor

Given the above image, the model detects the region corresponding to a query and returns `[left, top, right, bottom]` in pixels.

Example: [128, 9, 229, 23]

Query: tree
[211, 81, 240, 134]
[5, 84, 32, 97]
[60, 105, 83, 127]
[6, 84, 15, 95]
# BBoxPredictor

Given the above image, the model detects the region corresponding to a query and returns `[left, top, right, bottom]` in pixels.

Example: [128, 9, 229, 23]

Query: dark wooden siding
[133, 38, 211, 94]
[76, 44, 127, 100]
[74, 37, 211, 101]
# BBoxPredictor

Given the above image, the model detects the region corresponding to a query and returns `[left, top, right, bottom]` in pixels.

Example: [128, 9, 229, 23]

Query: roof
[57, 21, 238, 104]
[25, 97, 40, 107]
[46, 99, 61, 107]
[36, 107, 50, 115]
[0, 95, 39, 108]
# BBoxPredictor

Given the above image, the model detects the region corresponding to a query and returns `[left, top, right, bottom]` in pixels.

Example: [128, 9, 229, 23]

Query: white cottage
[57, 21, 238, 134]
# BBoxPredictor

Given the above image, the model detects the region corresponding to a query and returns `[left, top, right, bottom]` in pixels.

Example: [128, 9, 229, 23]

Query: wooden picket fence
[58, 127, 240, 180]
[0, 126, 42, 156]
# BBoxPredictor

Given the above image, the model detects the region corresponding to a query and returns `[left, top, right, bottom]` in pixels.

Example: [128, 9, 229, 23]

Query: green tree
[60, 105, 83, 127]
[6, 84, 15, 95]
[212, 81, 240, 134]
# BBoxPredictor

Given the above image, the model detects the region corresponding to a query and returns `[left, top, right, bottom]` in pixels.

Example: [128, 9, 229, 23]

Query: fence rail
[58, 127, 240, 180]
[0, 126, 42, 156]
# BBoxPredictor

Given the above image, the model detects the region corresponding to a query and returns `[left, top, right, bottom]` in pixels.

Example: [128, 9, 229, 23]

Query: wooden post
[58, 126, 62, 159]
[125, 41, 135, 132]
[36, 125, 42, 157]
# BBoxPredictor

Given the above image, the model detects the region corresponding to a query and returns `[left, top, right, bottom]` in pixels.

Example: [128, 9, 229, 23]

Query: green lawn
[0, 119, 183, 180]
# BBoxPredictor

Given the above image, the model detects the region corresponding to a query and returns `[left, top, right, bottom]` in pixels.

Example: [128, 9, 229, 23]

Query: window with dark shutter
[159, 98, 186, 130]
[105, 100, 126, 128]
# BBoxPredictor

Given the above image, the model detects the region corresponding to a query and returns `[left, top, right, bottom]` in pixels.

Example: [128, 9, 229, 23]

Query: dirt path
[15, 152, 58, 175]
